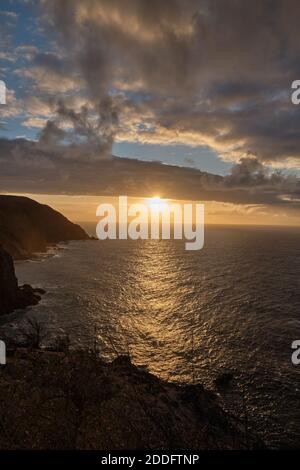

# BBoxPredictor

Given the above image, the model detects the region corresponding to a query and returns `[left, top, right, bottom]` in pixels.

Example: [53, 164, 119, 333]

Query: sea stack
[0, 246, 43, 316]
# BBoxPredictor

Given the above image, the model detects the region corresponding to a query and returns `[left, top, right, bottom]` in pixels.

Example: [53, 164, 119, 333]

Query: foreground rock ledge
[0, 350, 263, 450]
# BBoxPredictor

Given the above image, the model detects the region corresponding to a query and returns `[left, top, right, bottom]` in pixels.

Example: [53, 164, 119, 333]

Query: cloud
[224, 156, 300, 202]
[18, 64, 81, 94]
[0, 52, 16, 62]
[34, 97, 119, 159]
[1, 0, 299, 214]
[0, 11, 18, 20]
[32, 0, 300, 167]
[15, 44, 39, 61]
[0, 138, 299, 212]
[0, 88, 23, 118]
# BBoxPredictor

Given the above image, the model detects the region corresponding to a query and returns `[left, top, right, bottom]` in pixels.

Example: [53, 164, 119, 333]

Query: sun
[147, 196, 169, 213]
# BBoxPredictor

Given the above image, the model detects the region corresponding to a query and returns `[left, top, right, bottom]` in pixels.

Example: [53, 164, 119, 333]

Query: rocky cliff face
[0, 246, 43, 316]
[0, 351, 263, 450]
[0, 195, 89, 259]
[0, 246, 19, 315]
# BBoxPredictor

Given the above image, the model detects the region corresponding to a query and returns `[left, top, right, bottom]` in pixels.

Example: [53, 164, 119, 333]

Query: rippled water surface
[2, 225, 300, 447]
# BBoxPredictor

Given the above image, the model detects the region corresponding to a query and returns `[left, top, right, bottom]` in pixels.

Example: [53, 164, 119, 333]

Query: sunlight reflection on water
[2, 226, 300, 447]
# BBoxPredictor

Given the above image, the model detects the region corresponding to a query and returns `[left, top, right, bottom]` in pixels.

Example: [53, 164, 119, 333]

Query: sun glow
[147, 196, 169, 213]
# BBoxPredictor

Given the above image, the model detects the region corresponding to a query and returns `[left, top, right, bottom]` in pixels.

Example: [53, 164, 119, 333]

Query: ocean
[1, 224, 300, 448]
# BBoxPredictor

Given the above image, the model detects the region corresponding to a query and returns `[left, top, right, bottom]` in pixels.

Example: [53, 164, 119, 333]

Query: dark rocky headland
[0, 195, 88, 316]
[0, 195, 89, 259]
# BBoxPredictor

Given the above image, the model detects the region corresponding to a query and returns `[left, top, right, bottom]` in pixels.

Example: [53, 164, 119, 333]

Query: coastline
[0, 237, 264, 450]
[0, 347, 263, 450]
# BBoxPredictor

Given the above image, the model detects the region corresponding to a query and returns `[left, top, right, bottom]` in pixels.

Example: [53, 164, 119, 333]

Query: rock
[17, 284, 42, 308]
[112, 355, 132, 367]
[33, 288, 46, 295]
[0, 349, 264, 449]
[214, 372, 234, 388]
[0, 246, 44, 316]
[0, 195, 89, 259]
[0, 245, 19, 315]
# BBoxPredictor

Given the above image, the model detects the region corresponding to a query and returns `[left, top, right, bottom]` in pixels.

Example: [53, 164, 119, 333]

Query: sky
[0, 0, 300, 225]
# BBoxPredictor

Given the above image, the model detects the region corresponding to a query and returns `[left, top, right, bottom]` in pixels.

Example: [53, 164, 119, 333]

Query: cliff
[0, 195, 89, 259]
[0, 350, 262, 450]
[0, 246, 44, 316]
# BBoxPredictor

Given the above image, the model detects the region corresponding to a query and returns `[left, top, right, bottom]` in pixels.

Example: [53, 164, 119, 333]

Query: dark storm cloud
[225, 156, 300, 194]
[1, 0, 300, 203]
[37, 0, 300, 166]
[0, 138, 299, 208]
[38, 98, 119, 159]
